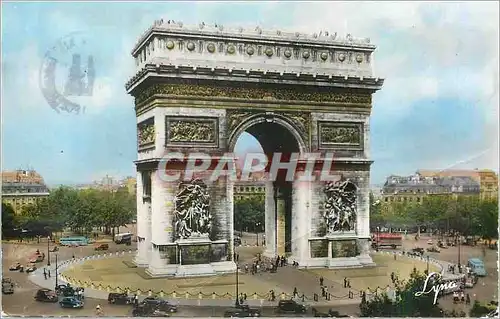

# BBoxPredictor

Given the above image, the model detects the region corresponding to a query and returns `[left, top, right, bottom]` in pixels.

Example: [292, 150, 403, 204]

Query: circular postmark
[39, 31, 97, 114]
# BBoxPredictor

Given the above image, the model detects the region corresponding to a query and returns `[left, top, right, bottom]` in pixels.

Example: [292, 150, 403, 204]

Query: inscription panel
[166, 116, 219, 147]
[137, 117, 155, 150]
[318, 121, 363, 150]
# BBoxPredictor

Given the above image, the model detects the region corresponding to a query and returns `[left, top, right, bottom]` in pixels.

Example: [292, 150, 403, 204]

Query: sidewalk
[28, 254, 360, 307]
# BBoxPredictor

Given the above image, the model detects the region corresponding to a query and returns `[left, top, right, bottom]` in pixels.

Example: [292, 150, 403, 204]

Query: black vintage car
[275, 299, 307, 314]
[108, 293, 133, 305]
[140, 297, 177, 313]
[224, 305, 261, 317]
[2, 282, 14, 294]
[132, 304, 170, 317]
[35, 289, 58, 302]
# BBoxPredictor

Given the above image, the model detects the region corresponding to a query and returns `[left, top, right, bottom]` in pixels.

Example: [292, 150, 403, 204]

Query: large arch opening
[233, 119, 303, 256]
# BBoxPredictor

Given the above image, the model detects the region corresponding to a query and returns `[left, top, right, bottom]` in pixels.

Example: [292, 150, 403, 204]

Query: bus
[58, 236, 89, 246]
[114, 233, 132, 245]
[371, 233, 403, 249]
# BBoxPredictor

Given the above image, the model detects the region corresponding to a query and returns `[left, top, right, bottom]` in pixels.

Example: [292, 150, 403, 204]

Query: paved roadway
[2, 239, 358, 317]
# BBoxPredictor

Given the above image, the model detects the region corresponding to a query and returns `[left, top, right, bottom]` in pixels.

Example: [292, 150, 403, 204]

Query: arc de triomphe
[126, 21, 384, 277]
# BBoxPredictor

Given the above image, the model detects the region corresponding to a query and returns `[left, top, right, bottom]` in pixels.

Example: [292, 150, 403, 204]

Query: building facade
[128, 21, 384, 276]
[381, 172, 481, 203]
[1, 170, 50, 214]
[417, 169, 498, 200]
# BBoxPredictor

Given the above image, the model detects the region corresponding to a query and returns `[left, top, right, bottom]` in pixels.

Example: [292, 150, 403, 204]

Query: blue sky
[2, 1, 498, 186]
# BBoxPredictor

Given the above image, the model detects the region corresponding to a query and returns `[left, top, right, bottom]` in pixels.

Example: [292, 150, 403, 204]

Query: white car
[480, 307, 498, 318]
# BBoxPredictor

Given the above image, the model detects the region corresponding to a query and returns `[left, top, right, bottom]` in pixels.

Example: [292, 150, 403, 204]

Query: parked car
[95, 243, 109, 251]
[26, 264, 37, 273]
[59, 296, 84, 308]
[35, 289, 58, 302]
[2, 282, 14, 294]
[427, 246, 441, 253]
[108, 293, 133, 305]
[2, 278, 12, 284]
[224, 305, 261, 317]
[140, 297, 177, 313]
[9, 263, 21, 271]
[133, 304, 169, 317]
[275, 299, 307, 314]
[55, 284, 69, 294]
[29, 252, 45, 263]
[408, 247, 424, 256]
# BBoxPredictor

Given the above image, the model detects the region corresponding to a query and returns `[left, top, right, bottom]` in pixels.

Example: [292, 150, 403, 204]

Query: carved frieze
[318, 121, 363, 150]
[137, 118, 155, 148]
[166, 116, 218, 146]
[279, 112, 310, 140]
[135, 83, 372, 106]
[323, 179, 358, 233]
[226, 110, 254, 135]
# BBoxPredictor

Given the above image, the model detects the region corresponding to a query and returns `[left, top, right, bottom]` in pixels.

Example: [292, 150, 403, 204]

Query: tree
[360, 269, 444, 317]
[474, 198, 498, 241]
[1, 203, 17, 238]
[234, 197, 264, 232]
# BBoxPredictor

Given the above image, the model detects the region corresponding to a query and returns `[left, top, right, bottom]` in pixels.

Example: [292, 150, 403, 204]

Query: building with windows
[417, 169, 498, 200]
[1, 170, 50, 214]
[381, 172, 480, 203]
[233, 171, 266, 200]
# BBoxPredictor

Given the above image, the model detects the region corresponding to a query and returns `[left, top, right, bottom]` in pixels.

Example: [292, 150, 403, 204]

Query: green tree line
[2, 186, 136, 238]
[370, 194, 498, 241]
[234, 197, 265, 233]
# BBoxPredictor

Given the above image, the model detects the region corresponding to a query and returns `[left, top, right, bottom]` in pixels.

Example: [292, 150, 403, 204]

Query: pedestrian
[321, 286, 325, 297]
[243, 293, 247, 301]
[134, 294, 139, 306]
[394, 252, 397, 260]
[96, 304, 103, 316]
[324, 287, 329, 300]
[347, 279, 351, 288]
[293, 287, 298, 297]
[48, 269, 51, 278]
[343, 277, 347, 288]
[320, 276, 324, 286]
[466, 293, 471, 305]
[236, 253, 239, 262]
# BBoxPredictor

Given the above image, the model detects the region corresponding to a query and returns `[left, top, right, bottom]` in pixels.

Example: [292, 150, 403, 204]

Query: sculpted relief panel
[318, 121, 363, 150]
[173, 179, 212, 240]
[323, 180, 358, 234]
[166, 116, 218, 147]
[137, 118, 155, 149]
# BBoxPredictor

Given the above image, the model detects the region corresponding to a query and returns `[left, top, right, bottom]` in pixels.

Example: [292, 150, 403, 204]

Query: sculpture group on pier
[173, 179, 212, 240]
[323, 179, 358, 233]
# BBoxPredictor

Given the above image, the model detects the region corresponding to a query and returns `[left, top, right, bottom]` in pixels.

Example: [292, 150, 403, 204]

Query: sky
[1, 1, 499, 186]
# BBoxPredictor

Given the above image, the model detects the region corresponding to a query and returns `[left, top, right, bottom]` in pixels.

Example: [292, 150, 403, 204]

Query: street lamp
[47, 236, 51, 266]
[255, 222, 261, 246]
[55, 254, 59, 288]
[376, 226, 380, 251]
[235, 265, 240, 307]
[457, 232, 461, 271]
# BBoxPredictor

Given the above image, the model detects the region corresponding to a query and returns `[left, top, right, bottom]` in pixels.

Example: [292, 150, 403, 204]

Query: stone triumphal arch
[126, 20, 384, 277]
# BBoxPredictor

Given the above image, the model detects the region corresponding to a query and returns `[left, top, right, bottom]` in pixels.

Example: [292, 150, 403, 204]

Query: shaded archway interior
[243, 121, 300, 254]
